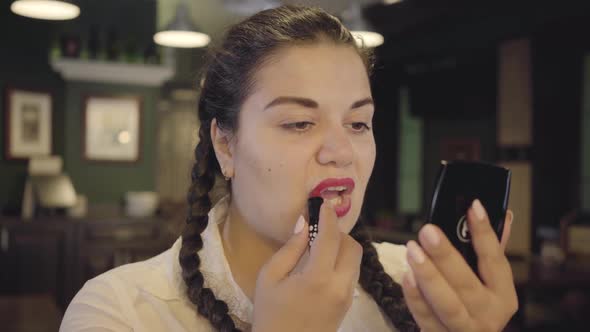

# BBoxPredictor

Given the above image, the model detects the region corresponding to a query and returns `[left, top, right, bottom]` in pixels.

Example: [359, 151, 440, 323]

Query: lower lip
[331, 195, 351, 218]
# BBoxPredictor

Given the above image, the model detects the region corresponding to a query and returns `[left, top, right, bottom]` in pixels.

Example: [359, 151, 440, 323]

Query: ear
[210, 118, 234, 178]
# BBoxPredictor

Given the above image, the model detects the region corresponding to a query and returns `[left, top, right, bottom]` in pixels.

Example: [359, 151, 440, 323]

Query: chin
[340, 209, 361, 234]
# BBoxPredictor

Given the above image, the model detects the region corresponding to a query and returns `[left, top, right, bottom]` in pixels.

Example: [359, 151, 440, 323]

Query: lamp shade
[154, 2, 210, 48]
[10, 0, 80, 21]
[350, 30, 384, 49]
[342, 1, 384, 48]
[222, 0, 280, 15]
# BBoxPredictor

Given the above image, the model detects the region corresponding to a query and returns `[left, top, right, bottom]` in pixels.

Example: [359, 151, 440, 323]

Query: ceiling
[364, 0, 590, 61]
[156, 0, 388, 40]
[155, 0, 590, 86]
[157, 0, 391, 86]
[158, 0, 590, 59]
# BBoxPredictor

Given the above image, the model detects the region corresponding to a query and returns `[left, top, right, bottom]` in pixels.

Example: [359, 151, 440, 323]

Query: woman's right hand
[251, 202, 363, 332]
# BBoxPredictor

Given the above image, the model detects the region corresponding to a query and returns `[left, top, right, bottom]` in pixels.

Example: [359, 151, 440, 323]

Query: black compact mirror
[427, 160, 511, 274]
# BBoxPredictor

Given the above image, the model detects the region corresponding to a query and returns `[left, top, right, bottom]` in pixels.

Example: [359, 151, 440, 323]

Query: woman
[60, 5, 517, 332]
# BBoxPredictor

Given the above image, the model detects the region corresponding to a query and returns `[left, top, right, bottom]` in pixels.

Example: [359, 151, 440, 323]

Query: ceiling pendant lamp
[154, 0, 210, 48]
[10, 0, 80, 21]
[222, 0, 280, 15]
[342, 0, 384, 48]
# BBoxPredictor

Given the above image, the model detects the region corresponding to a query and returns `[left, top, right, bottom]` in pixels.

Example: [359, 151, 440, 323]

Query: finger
[333, 234, 362, 288]
[418, 224, 489, 317]
[406, 240, 475, 332]
[500, 210, 514, 252]
[305, 201, 341, 276]
[261, 215, 309, 282]
[401, 269, 448, 332]
[468, 199, 513, 293]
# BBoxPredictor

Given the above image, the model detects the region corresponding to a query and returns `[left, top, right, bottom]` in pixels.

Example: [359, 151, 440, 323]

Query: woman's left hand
[401, 199, 518, 332]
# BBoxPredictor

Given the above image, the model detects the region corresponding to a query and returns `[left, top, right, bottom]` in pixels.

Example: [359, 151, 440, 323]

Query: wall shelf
[50, 58, 174, 87]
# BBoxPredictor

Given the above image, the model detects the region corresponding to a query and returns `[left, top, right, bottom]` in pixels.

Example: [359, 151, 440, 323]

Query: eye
[349, 122, 371, 133]
[282, 121, 315, 132]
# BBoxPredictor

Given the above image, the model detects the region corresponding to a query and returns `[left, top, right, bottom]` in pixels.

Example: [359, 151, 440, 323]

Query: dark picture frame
[83, 95, 142, 163]
[4, 87, 53, 160]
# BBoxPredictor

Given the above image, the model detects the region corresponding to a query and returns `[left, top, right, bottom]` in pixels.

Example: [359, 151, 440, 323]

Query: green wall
[63, 82, 158, 204]
[0, 0, 159, 213]
[397, 87, 423, 214]
[0, 70, 65, 214]
[0, 0, 64, 214]
[0, 79, 160, 211]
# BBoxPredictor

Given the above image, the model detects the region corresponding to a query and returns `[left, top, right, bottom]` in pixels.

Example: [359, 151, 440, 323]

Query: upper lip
[309, 178, 355, 198]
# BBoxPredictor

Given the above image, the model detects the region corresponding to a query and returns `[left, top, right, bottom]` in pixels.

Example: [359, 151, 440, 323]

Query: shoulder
[60, 243, 180, 331]
[88, 244, 177, 298]
[60, 269, 134, 331]
[371, 241, 409, 284]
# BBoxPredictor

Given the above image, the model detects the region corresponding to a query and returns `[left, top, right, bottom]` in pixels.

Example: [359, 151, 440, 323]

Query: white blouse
[60, 197, 410, 331]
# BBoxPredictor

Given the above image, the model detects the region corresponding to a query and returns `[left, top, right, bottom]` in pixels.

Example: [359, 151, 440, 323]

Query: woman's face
[227, 42, 376, 244]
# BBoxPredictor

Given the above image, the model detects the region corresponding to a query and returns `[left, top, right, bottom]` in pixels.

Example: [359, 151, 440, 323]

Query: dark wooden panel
[0, 219, 74, 312]
[73, 218, 176, 294]
[0, 216, 177, 313]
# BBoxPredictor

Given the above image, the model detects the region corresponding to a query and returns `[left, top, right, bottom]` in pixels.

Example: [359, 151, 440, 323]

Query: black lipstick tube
[307, 197, 323, 247]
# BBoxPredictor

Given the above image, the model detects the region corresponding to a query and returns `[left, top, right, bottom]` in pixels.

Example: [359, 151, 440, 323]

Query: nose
[316, 123, 354, 168]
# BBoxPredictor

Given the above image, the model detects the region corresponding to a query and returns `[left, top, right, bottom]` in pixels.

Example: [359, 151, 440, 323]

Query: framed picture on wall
[4, 87, 53, 160]
[83, 95, 142, 163]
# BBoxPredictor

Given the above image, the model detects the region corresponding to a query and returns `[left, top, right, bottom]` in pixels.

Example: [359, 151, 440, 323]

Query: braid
[179, 121, 241, 332]
[351, 223, 419, 332]
[179, 133, 417, 332]
[176, 5, 417, 331]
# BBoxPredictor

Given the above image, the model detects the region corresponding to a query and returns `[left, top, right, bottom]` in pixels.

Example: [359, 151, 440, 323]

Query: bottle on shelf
[88, 25, 100, 60]
[125, 37, 141, 64]
[49, 35, 61, 61]
[106, 27, 122, 62]
[61, 34, 81, 58]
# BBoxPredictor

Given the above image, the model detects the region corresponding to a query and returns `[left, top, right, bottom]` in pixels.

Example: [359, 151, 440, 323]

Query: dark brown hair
[179, 5, 417, 331]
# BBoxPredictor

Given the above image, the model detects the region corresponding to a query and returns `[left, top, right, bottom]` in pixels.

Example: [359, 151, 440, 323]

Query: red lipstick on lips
[309, 178, 355, 217]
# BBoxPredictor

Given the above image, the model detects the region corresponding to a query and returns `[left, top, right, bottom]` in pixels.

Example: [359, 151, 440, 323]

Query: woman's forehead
[248, 43, 371, 104]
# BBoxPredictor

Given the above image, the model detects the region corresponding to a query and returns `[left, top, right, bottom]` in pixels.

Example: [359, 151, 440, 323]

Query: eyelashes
[280, 121, 372, 134]
[349, 122, 371, 132]
[281, 121, 314, 131]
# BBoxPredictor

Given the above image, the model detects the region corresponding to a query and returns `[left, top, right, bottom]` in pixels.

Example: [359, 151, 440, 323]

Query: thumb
[261, 215, 309, 282]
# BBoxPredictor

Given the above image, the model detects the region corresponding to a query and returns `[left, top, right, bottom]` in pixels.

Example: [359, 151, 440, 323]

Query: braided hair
[179, 5, 418, 332]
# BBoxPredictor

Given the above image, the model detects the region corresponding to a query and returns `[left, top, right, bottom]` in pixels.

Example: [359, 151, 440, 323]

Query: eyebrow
[263, 96, 374, 111]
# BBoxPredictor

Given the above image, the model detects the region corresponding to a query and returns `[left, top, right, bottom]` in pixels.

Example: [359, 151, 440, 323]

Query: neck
[220, 201, 280, 302]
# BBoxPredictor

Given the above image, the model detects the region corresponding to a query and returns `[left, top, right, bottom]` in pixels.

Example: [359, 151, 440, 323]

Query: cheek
[340, 136, 376, 233]
[235, 130, 299, 180]
[231, 129, 311, 240]
[357, 135, 376, 180]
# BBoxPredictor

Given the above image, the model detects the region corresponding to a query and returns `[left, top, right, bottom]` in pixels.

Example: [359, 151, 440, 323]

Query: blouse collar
[161, 195, 359, 328]
[164, 196, 253, 325]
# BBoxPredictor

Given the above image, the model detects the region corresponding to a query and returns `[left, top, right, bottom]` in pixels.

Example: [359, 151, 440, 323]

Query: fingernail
[407, 240, 425, 264]
[404, 269, 417, 288]
[421, 224, 440, 247]
[293, 215, 305, 234]
[472, 199, 486, 221]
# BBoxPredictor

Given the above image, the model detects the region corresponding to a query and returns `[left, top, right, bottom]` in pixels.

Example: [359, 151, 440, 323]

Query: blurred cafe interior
[1, 0, 590, 331]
